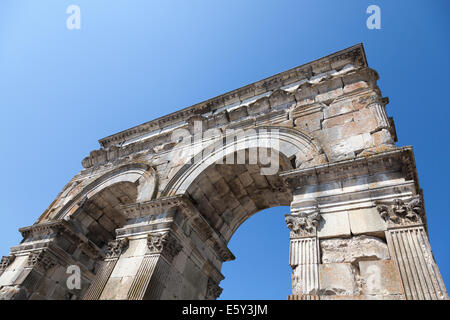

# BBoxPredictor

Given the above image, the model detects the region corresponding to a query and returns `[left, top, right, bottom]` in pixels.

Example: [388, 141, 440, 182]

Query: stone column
[82, 238, 129, 300]
[376, 196, 448, 300]
[368, 98, 390, 131]
[83, 195, 231, 300]
[126, 231, 182, 300]
[285, 203, 321, 300]
[83, 229, 183, 300]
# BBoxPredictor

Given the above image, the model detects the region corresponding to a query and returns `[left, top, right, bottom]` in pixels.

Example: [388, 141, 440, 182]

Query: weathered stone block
[121, 238, 147, 258]
[294, 84, 318, 101]
[372, 128, 394, 145]
[348, 208, 387, 235]
[293, 111, 323, 132]
[359, 260, 404, 296]
[110, 256, 143, 278]
[324, 100, 354, 119]
[315, 87, 343, 104]
[323, 133, 372, 161]
[319, 263, 356, 296]
[322, 113, 354, 129]
[318, 211, 351, 239]
[228, 106, 248, 121]
[100, 276, 134, 300]
[247, 97, 270, 115]
[321, 235, 389, 264]
[343, 80, 369, 94]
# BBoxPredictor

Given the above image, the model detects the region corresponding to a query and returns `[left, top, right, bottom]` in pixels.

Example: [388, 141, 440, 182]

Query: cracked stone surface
[320, 235, 390, 264]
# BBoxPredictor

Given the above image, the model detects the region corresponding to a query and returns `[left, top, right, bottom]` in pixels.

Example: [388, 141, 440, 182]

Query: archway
[218, 206, 291, 300]
[1, 43, 447, 300]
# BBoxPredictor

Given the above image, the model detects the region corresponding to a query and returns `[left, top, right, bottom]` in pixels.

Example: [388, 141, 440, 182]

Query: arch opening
[184, 148, 293, 243]
[219, 206, 291, 299]
[69, 181, 138, 250]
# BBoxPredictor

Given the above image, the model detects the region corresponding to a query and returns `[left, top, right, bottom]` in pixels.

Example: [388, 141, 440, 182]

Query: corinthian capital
[106, 238, 129, 259]
[375, 195, 424, 227]
[147, 232, 182, 261]
[285, 210, 321, 238]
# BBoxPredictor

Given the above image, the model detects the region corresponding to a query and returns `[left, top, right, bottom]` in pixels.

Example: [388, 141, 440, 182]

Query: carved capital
[0, 255, 16, 273]
[375, 195, 424, 227]
[206, 278, 223, 300]
[105, 238, 129, 259]
[285, 210, 321, 238]
[27, 250, 56, 271]
[147, 232, 182, 261]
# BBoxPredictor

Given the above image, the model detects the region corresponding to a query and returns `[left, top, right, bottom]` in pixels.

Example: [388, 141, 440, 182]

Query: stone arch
[163, 126, 323, 197]
[47, 163, 158, 250]
[161, 126, 322, 242]
[3, 44, 447, 301]
[53, 163, 158, 222]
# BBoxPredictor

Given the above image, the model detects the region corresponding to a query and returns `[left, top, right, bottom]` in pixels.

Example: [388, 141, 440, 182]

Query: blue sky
[0, 1, 449, 299]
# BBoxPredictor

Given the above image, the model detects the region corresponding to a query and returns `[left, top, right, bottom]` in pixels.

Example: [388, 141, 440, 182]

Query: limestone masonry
[0, 44, 447, 300]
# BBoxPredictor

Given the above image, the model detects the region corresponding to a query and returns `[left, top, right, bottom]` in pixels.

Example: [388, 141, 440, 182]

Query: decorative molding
[19, 220, 104, 260]
[27, 250, 56, 271]
[105, 238, 129, 259]
[120, 195, 191, 219]
[98, 44, 367, 149]
[0, 255, 15, 272]
[147, 232, 182, 261]
[280, 147, 416, 190]
[212, 242, 235, 262]
[19, 221, 67, 238]
[285, 210, 321, 238]
[375, 195, 424, 227]
[206, 278, 223, 300]
[122, 196, 235, 263]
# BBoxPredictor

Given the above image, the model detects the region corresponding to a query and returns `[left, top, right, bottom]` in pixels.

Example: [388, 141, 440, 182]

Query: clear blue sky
[0, 1, 448, 299]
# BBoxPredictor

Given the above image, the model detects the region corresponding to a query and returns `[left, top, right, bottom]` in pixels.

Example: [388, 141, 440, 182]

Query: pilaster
[376, 196, 448, 300]
[0, 220, 101, 300]
[83, 195, 229, 300]
[285, 201, 321, 300]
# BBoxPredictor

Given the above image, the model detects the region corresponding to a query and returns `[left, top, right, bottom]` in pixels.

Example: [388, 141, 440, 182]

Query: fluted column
[376, 196, 448, 300]
[82, 238, 129, 300]
[285, 204, 321, 300]
[126, 231, 182, 300]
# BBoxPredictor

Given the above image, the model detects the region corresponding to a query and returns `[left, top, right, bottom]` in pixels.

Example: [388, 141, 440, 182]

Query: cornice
[98, 44, 367, 149]
[280, 146, 419, 190]
[19, 220, 104, 259]
[119, 195, 235, 262]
